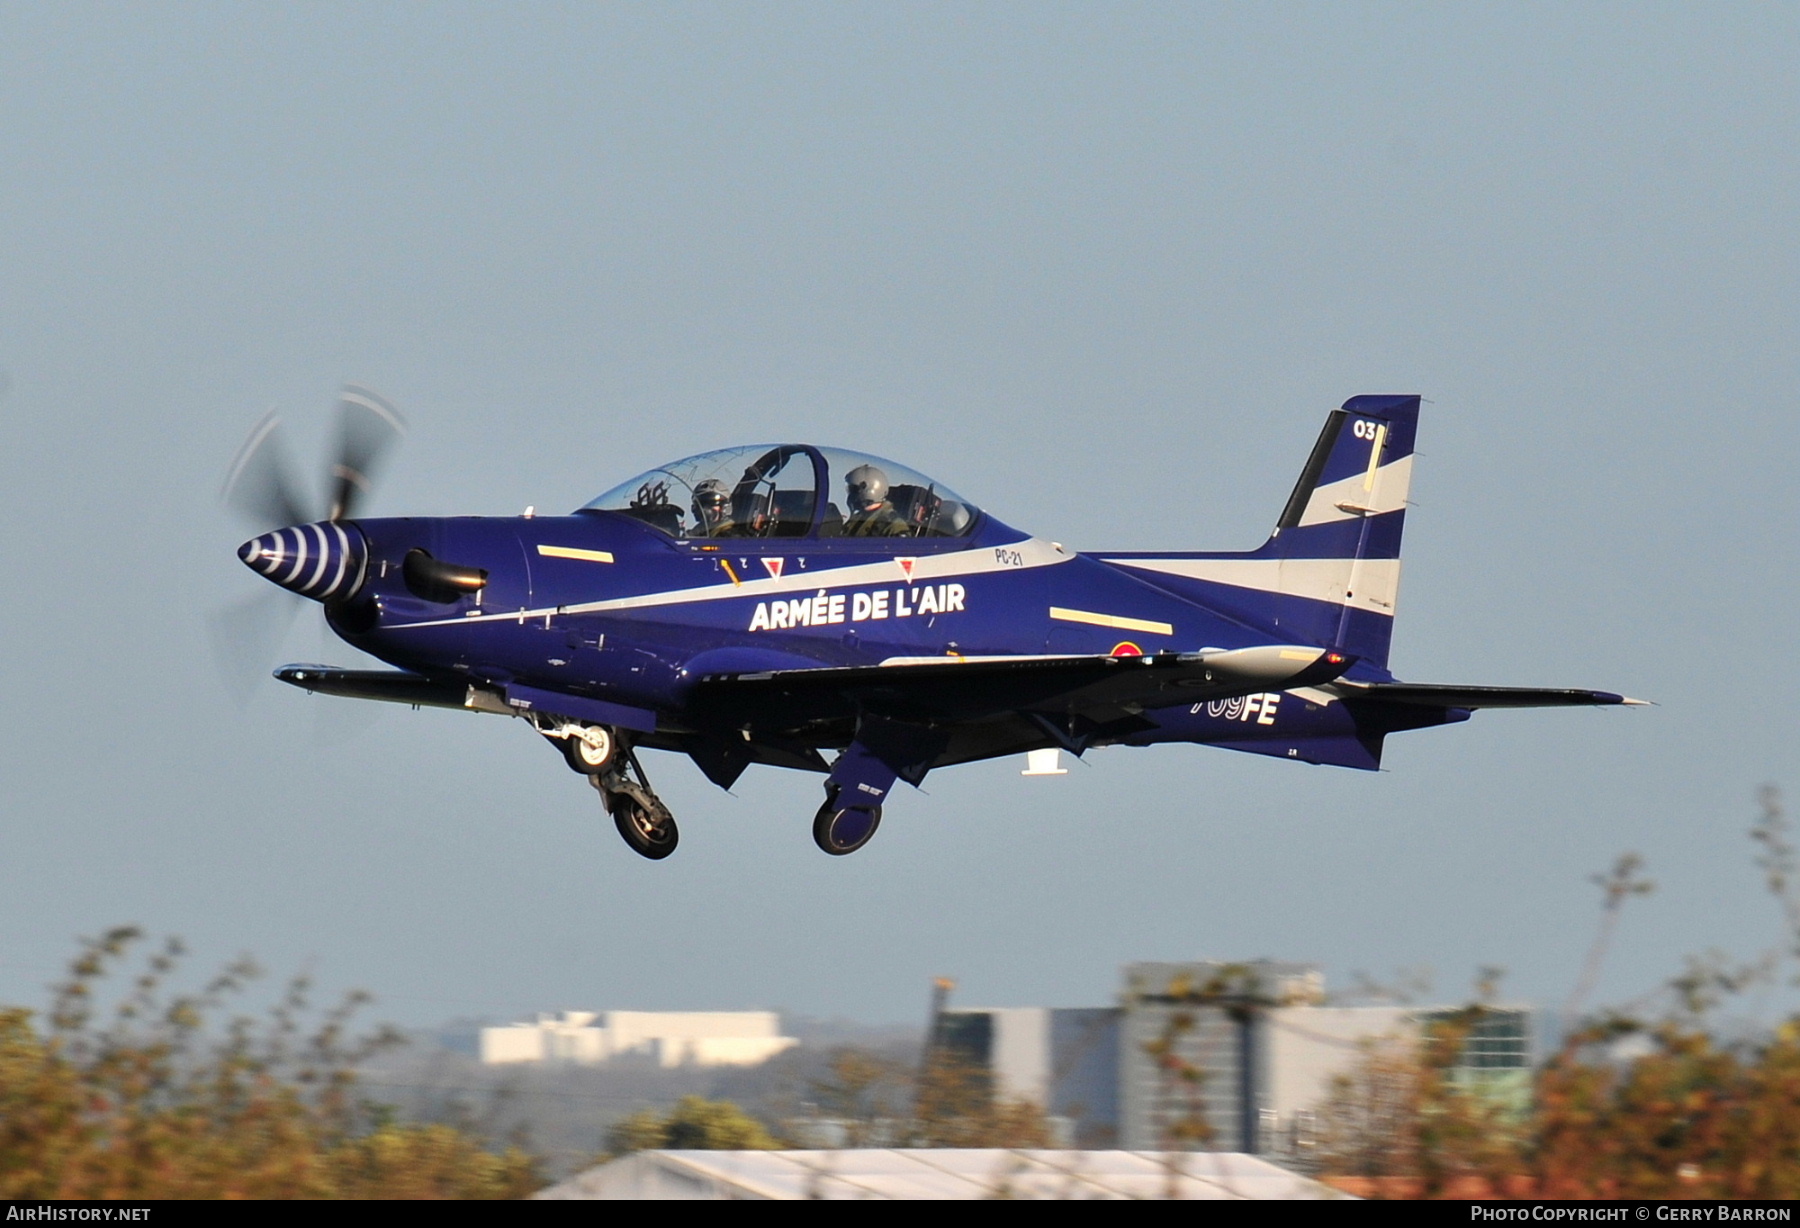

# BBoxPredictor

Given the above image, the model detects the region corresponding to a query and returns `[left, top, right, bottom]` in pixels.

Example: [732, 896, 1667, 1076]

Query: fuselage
[317, 506, 1433, 770]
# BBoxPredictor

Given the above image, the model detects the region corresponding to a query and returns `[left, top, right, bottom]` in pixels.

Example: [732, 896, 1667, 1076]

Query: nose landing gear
[575, 736, 677, 860]
[603, 780, 678, 860]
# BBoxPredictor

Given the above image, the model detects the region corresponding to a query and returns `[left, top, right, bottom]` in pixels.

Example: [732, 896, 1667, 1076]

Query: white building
[479, 1010, 799, 1068]
[537, 1149, 1350, 1200]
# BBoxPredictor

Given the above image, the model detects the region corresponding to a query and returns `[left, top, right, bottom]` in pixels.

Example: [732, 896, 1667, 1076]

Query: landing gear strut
[590, 746, 678, 860]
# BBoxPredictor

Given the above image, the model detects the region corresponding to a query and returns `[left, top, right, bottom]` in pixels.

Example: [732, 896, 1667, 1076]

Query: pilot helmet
[845, 464, 888, 510]
[687, 475, 730, 522]
[693, 478, 730, 517]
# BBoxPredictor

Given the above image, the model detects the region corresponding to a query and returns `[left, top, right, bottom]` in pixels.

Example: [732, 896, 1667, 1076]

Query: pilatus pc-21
[225, 391, 1638, 860]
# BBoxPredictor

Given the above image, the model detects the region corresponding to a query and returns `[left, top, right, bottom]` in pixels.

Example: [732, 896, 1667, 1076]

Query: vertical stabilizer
[1101, 395, 1420, 669]
[1269, 394, 1418, 663]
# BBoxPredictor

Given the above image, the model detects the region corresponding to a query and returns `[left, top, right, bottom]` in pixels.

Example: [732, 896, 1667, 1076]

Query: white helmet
[845, 464, 888, 509]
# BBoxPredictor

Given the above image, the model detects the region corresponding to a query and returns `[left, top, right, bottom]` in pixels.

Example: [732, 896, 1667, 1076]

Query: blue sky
[0, 3, 1794, 1025]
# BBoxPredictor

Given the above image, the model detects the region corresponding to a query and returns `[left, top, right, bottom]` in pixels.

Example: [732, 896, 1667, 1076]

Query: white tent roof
[537, 1149, 1350, 1200]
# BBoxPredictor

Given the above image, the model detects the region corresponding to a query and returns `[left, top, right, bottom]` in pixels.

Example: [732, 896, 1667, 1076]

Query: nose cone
[238, 521, 369, 602]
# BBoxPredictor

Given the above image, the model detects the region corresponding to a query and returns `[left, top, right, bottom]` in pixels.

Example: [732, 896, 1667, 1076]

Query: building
[479, 1010, 798, 1068]
[537, 1149, 1349, 1200]
[937, 961, 1533, 1156]
[934, 1007, 1121, 1147]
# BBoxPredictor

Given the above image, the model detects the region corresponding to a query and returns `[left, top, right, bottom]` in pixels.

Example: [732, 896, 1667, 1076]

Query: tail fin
[1102, 395, 1420, 669]
[1268, 394, 1418, 664]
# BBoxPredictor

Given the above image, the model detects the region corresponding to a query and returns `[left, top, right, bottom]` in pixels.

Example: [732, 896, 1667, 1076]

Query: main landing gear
[812, 787, 882, 856]
[811, 740, 900, 856]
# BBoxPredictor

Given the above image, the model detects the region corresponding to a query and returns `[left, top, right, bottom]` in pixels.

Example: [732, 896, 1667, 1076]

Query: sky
[0, 3, 1795, 1029]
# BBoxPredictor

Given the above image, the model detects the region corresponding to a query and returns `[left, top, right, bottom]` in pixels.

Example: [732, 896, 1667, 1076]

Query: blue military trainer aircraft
[224, 390, 1639, 860]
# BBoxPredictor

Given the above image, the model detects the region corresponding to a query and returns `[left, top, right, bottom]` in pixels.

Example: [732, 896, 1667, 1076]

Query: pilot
[843, 464, 911, 537]
[691, 479, 733, 537]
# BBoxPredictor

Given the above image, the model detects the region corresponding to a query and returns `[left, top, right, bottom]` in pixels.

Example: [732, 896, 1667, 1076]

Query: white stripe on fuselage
[1100, 556, 1403, 618]
[388, 536, 1073, 630]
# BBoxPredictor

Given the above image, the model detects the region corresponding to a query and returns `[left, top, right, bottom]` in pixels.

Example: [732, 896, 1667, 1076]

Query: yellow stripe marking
[1048, 607, 1173, 636]
[720, 559, 741, 586]
[537, 545, 615, 564]
[1279, 649, 1317, 661]
[1362, 423, 1387, 492]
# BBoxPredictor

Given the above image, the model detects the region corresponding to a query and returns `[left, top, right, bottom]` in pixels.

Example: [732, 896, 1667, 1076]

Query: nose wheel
[813, 792, 882, 856]
[588, 747, 678, 860]
[608, 790, 678, 859]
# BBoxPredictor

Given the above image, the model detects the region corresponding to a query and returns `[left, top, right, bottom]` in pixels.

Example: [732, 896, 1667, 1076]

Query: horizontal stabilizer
[1336, 682, 1646, 709]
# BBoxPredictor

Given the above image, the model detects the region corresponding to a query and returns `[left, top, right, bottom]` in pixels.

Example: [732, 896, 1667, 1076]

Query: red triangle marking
[762, 557, 784, 579]
[896, 557, 916, 580]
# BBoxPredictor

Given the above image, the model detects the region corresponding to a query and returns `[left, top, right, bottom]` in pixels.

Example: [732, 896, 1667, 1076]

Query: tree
[1315, 788, 1800, 1199]
[907, 1048, 1053, 1149]
[0, 927, 538, 1199]
[1312, 1005, 1523, 1196]
[605, 1095, 782, 1155]
[806, 1046, 911, 1147]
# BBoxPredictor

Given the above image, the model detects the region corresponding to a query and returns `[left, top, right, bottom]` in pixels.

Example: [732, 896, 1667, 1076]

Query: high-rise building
[1117, 960, 1326, 1151]
[936, 961, 1533, 1156]
[935, 1007, 1122, 1147]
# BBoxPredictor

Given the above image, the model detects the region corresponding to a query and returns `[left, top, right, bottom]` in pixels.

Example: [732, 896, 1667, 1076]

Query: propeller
[222, 385, 406, 530]
[213, 386, 407, 702]
[207, 587, 302, 707]
[220, 411, 310, 531]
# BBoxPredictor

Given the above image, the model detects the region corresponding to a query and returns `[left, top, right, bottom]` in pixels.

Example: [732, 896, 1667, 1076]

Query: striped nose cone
[238, 521, 369, 603]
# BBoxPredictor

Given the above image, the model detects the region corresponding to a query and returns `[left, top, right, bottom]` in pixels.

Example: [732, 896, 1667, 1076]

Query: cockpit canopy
[580, 445, 979, 541]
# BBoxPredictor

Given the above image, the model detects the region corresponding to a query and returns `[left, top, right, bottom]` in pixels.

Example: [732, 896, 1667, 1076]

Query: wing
[277, 646, 1350, 726]
[1332, 682, 1648, 708]
[272, 648, 1356, 782]
[691, 644, 1353, 727]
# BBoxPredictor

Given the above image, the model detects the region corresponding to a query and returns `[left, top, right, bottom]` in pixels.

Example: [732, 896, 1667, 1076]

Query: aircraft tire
[613, 796, 678, 860]
[562, 725, 618, 775]
[812, 801, 882, 856]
